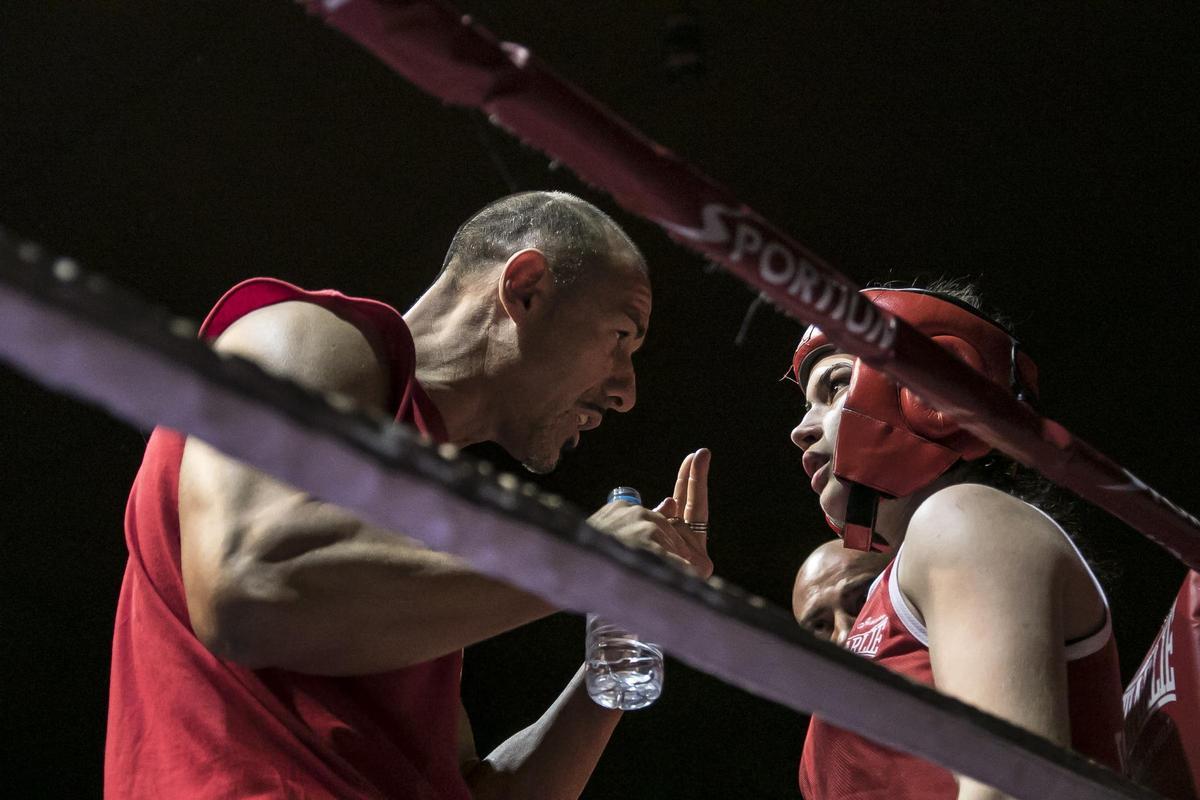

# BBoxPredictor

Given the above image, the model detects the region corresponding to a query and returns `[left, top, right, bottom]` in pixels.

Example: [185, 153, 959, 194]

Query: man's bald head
[441, 191, 645, 287]
[793, 540, 890, 646]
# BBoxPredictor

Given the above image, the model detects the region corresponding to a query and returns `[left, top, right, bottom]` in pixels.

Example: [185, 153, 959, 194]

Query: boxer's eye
[824, 365, 852, 399]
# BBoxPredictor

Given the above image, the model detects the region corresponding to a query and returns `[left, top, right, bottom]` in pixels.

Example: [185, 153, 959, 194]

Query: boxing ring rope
[305, 0, 1200, 573]
[0, 230, 1157, 799]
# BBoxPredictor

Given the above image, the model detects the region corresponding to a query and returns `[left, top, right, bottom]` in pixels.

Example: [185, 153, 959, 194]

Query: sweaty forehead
[595, 266, 651, 314]
[799, 540, 886, 588]
[612, 239, 648, 272]
[794, 568, 843, 619]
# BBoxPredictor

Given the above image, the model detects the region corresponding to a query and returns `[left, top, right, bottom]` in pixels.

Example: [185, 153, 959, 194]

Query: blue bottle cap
[606, 486, 642, 506]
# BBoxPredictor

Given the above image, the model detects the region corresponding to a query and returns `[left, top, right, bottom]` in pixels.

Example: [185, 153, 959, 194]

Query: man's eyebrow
[623, 309, 647, 339]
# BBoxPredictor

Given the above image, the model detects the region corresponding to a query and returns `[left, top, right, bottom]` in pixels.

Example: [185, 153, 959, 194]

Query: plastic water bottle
[584, 486, 666, 710]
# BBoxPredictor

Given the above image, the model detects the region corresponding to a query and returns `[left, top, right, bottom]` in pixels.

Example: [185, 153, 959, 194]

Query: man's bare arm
[459, 668, 622, 800]
[454, 452, 713, 800]
[180, 300, 555, 673]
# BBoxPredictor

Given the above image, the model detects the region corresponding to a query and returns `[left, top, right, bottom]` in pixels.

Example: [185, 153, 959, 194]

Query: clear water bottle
[584, 486, 665, 710]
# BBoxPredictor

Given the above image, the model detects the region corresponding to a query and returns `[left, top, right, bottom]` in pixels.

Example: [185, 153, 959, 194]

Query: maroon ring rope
[305, 0, 1200, 573]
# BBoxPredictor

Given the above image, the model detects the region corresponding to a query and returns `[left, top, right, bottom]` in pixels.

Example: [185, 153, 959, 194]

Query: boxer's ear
[498, 248, 551, 325]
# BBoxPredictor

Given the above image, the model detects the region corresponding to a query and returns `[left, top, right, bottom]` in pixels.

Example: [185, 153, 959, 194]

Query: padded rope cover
[1123, 572, 1200, 798]
[303, 0, 1200, 574]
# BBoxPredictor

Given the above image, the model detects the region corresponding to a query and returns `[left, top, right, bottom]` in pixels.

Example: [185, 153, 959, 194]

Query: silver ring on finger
[687, 521, 709, 534]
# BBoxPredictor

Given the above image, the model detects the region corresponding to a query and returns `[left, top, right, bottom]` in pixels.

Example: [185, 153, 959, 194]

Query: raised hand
[584, 449, 713, 578]
[662, 448, 712, 578]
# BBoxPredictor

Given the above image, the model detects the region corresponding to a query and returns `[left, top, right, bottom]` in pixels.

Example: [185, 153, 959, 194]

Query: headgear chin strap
[791, 288, 1039, 552]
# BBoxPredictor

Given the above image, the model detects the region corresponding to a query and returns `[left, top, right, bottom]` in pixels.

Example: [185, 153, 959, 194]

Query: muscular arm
[181, 300, 554, 674]
[458, 668, 622, 800]
[900, 484, 1098, 800]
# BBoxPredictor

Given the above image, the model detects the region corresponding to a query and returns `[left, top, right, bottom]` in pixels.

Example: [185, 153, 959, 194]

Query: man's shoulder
[212, 299, 394, 411]
[204, 277, 408, 352]
[213, 299, 379, 358]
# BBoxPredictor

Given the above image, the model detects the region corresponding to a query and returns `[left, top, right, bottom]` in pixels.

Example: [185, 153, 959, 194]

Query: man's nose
[832, 610, 857, 648]
[607, 359, 636, 413]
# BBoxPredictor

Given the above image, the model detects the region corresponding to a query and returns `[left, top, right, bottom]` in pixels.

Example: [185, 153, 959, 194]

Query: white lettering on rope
[656, 204, 896, 350]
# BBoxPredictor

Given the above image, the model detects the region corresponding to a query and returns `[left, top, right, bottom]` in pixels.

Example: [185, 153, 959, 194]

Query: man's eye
[845, 583, 870, 616]
[616, 330, 631, 340]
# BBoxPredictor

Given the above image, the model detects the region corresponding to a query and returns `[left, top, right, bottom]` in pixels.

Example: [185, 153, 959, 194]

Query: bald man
[792, 540, 890, 646]
[106, 192, 712, 800]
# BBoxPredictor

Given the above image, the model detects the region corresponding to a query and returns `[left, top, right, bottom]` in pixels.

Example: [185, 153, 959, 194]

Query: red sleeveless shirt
[105, 279, 470, 799]
[800, 539, 1124, 799]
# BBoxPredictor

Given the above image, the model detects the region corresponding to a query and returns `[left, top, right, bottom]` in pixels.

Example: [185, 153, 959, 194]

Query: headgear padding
[791, 288, 1039, 550]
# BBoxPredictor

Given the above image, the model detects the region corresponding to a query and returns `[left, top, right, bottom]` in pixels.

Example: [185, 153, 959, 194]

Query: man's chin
[520, 457, 556, 475]
[520, 438, 577, 475]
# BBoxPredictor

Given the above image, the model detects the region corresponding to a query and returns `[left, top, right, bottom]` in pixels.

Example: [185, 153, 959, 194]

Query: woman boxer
[790, 283, 1123, 800]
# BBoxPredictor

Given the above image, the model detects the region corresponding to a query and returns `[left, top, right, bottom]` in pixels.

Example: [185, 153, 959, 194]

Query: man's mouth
[575, 405, 604, 431]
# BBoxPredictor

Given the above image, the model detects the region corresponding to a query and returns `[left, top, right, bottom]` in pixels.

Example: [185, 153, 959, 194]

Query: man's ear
[497, 248, 551, 325]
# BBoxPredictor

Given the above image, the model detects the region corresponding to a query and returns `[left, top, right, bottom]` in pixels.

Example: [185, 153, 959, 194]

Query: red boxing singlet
[106, 279, 470, 800]
[800, 543, 1124, 799]
[1121, 571, 1200, 798]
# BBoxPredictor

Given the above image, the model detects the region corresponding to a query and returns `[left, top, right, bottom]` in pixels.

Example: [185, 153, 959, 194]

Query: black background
[2, 2, 1197, 797]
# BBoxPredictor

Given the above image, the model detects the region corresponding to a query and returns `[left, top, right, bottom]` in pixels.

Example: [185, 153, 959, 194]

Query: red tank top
[105, 279, 470, 799]
[800, 543, 1124, 799]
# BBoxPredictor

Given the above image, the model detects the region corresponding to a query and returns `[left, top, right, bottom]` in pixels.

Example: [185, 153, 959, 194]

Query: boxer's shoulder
[902, 483, 1065, 583]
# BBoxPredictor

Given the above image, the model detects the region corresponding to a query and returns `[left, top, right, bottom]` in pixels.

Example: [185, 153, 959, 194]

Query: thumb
[654, 497, 678, 517]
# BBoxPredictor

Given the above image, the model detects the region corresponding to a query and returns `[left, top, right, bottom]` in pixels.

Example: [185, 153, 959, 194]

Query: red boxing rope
[307, 0, 1200, 571]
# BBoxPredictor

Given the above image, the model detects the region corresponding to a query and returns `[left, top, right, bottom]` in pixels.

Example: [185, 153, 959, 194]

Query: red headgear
[791, 288, 1039, 551]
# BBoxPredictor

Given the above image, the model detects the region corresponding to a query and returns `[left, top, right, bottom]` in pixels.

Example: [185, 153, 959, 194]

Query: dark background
[2, 2, 1197, 797]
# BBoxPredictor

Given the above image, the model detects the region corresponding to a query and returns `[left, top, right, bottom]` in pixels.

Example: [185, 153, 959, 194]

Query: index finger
[684, 448, 710, 524]
[673, 452, 695, 512]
